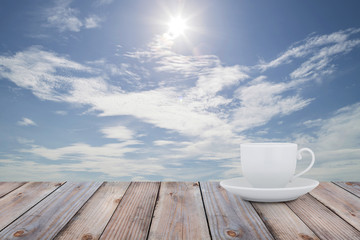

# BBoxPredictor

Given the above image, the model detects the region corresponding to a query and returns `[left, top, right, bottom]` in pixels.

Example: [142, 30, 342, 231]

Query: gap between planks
[200, 182, 273, 240]
[1, 181, 359, 240]
[0, 182, 27, 199]
[286, 191, 360, 239]
[199, 182, 213, 240]
[251, 200, 319, 240]
[333, 181, 360, 198]
[99, 182, 160, 240]
[147, 182, 211, 239]
[0, 182, 65, 232]
[55, 182, 131, 240]
[97, 182, 134, 240]
[145, 181, 161, 240]
[0, 182, 102, 239]
[309, 182, 360, 232]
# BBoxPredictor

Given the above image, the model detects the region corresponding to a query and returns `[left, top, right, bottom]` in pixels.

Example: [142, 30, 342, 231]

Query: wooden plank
[0, 182, 63, 231]
[201, 182, 273, 240]
[100, 182, 160, 240]
[54, 182, 130, 240]
[309, 182, 360, 231]
[0, 182, 102, 240]
[286, 193, 360, 239]
[148, 182, 210, 240]
[334, 182, 360, 198]
[0, 182, 27, 198]
[252, 202, 319, 240]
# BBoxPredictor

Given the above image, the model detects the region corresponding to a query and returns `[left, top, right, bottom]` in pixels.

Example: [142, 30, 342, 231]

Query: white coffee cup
[240, 143, 315, 188]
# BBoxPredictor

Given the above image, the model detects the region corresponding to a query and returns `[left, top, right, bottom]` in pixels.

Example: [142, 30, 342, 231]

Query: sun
[167, 16, 187, 38]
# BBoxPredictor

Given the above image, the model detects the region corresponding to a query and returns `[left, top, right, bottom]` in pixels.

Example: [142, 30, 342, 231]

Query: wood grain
[252, 202, 319, 240]
[286, 193, 360, 239]
[0, 182, 63, 231]
[55, 182, 130, 240]
[100, 182, 160, 240]
[0, 182, 27, 198]
[148, 182, 210, 240]
[0, 182, 102, 240]
[309, 182, 360, 231]
[0, 181, 359, 240]
[334, 182, 360, 198]
[201, 182, 273, 240]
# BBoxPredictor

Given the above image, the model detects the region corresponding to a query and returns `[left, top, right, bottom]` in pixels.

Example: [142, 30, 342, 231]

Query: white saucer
[220, 177, 319, 202]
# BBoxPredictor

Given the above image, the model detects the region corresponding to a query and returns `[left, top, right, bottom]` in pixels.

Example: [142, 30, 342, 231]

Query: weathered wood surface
[0, 182, 63, 231]
[148, 182, 210, 240]
[309, 182, 360, 231]
[334, 181, 360, 198]
[0, 182, 102, 240]
[55, 182, 130, 240]
[252, 202, 319, 240]
[201, 182, 273, 240]
[0, 181, 359, 240]
[286, 193, 360, 239]
[100, 182, 160, 240]
[0, 182, 26, 198]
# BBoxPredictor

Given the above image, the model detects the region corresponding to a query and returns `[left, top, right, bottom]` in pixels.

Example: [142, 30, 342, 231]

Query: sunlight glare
[167, 16, 187, 38]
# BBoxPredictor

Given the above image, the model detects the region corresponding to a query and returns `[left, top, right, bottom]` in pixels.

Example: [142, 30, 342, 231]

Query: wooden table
[0, 182, 359, 239]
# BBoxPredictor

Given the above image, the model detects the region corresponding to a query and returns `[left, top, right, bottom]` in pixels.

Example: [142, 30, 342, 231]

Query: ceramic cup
[240, 143, 315, 188]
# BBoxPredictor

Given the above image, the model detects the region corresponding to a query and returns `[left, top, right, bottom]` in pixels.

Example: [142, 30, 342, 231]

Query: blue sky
[1, 0, 360, 181]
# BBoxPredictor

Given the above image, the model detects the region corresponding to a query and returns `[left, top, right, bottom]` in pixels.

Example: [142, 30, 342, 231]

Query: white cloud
[21, 142, 139, 161]
[155, 54, 221, 77]
[256, 28, 360, 87]
[232, 81, 312, 131]
[7, 102, 360, 181]
[258, 28, 360, 71]
[46, 0, 83, 32]
[54, 110, 68, 115]
[16, 137, 34, 144]
[193, 65, 249, 97]
[314, 103, 360, 152]
[45, 0, 102, 32]
[0, 46, 94, 101]
[290, 39, 360, 81]
[303, 118, 323, 128]
[227, 28, 360, 133]
[17, 117, 37, 126]
[302, 159, 360, 181]
[0, 159, 70, 181]
[152, 140, 192, 147]
[1, 46, 234, 139]
[100, 125, 136, 141]
[126, 34, 221, 77]
[292, 102, 360, 180]
[86, 88, 232, 138]
[153, 140, 176, 146]
[93, 0, 113, 7]
[84, 15, 102, 29]
[86, 60, 142, 82]
[1, 31, 356, 145]
[0, 156, 165, 181]
[251, 75, 267, 84]
[0, 46, 107, 102]
[1, 28, 360, 180]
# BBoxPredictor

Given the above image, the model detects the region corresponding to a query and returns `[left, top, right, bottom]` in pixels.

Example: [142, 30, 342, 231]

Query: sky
[0, 0, 360, 181]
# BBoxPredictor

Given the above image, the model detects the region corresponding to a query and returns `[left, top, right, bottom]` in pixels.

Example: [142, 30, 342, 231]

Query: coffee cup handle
[291, 148, 315, 181]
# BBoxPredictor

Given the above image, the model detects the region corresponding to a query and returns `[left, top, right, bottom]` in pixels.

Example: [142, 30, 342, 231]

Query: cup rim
[241, 142, 297, 147]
